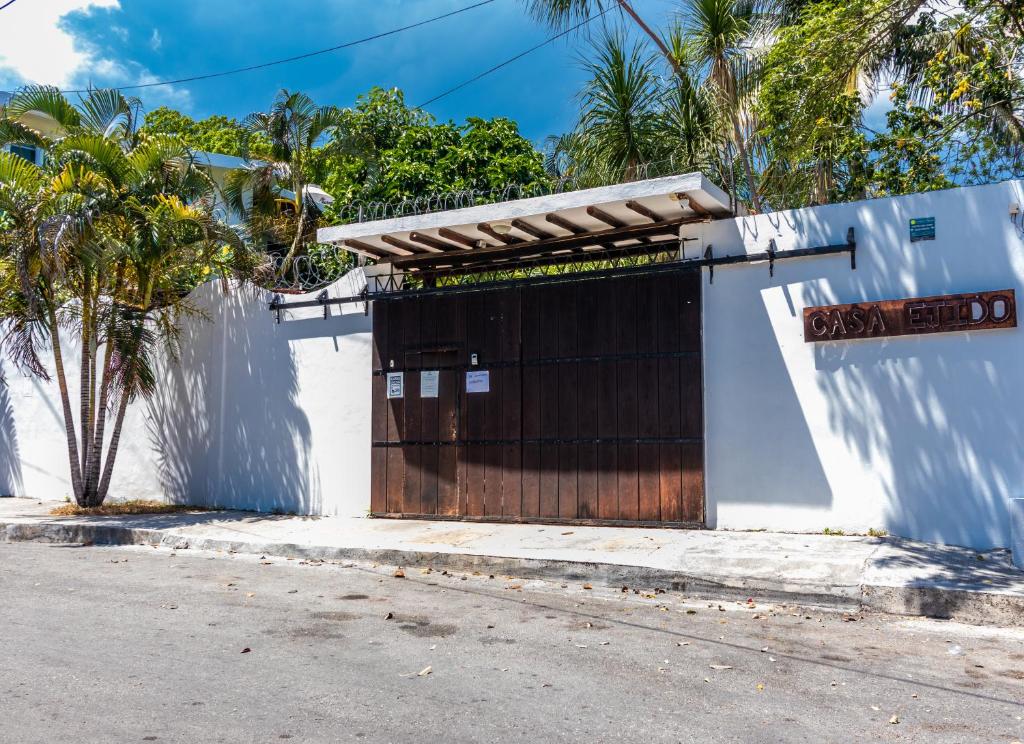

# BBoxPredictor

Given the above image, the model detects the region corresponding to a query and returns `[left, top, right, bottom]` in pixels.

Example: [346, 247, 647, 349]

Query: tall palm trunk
[617, 1, 683, 77]
[79, 275, 92, 481]
[96, 279, 153, 504]
[277, 188, 308, 281]
[47, 303, 85, 503]
[730, 110, 761, 212]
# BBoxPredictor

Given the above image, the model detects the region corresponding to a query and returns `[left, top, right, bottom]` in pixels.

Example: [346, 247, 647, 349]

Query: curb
[4, 520, 1021, 626]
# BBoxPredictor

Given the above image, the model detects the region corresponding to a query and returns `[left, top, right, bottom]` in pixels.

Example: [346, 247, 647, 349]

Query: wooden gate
[370, 271, 704, 526]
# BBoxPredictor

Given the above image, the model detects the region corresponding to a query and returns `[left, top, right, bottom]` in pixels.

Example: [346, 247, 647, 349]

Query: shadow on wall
[794, 187, 1024, 549]
[0, 372, 24, 496]
[701, 225, 836, 531]
[146, 282, 366, 515]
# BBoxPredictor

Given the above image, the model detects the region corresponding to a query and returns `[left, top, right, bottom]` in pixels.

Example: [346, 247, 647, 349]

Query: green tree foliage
[318, 87, 546, 214]
[758, 0, 1024, 204]
[140, 106, 270, 158]
[0, 87, 263, 507]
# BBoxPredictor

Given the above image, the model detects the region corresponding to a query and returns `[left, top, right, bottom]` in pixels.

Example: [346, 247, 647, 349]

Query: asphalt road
[0, 541, 1021, 743]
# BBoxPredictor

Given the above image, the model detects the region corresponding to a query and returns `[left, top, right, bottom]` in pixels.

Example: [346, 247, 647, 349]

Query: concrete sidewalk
[1, 497, 1021, 626]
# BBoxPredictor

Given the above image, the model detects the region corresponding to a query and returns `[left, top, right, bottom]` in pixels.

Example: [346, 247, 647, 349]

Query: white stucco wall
[690, 180, 1024, 550]
[3, 181, 1023, 550]
[0, 273, 372, 517]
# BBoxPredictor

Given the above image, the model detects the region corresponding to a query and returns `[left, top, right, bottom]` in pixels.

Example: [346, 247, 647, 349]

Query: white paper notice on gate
[386, 372, 404, 399]
[420, 370, 439, 398]
[465, 370, 490, 393]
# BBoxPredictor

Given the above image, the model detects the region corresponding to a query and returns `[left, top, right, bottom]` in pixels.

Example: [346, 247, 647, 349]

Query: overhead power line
[417, 6, 612, 108]
[0, 0, 20, 10]
[62, 0, 496, 94]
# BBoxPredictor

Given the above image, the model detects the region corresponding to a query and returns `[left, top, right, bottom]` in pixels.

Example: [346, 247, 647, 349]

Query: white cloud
[150, 28, 162, 51]
[0, 1, 190, 111]
[0, 0, 120, 87]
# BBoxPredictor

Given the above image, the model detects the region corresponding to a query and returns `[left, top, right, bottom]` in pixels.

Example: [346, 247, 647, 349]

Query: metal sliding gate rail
[268, 228, 856, 321]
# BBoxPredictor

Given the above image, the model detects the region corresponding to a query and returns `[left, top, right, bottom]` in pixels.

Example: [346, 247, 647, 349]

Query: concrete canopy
[316, 173, 732, 266]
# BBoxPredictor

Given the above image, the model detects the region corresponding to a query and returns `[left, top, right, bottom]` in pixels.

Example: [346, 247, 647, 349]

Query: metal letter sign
[909, 217, 935, 242]
[386, 372, 404, 399]
[803, 289, 1016, 342]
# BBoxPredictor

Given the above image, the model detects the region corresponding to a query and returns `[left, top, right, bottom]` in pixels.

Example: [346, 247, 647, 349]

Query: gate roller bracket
[767, 238, 777, 278]
[704, 244, 714, 284]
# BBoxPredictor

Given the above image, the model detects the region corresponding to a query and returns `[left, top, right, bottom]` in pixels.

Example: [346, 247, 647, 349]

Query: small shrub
[822, 527, 846, 536]
[867, 527, 888, 538]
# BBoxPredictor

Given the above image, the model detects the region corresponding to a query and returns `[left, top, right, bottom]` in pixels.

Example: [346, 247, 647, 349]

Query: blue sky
[0, 0, 682, 146]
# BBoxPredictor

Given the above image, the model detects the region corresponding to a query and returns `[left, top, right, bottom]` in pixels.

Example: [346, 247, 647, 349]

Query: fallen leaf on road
[260, 561, 273, 565]
[575, 644, 588, 649]
[686, 610, 697, 615]
[418, 666, 432, 677]
[582, 584, 592, 590]
[871, 706, 880, 711]
[393, 568, 406, 578]
[889, 715, 899, 725]
[420, 568, 432, 574]
[709, 664, 733, 670]
[246, 592, 255, 598]
[599, 641, 610, 646]
[240, 648, 251, 654]
[760, 647, 769, 653]
[287, 589, 298, 594]
[676, 642, 690, 647]
[703, 678, 710, 683]
[384, 612, 394, 620]
[561, 531, 574, 535]
[429, 644, 436, 651]
[756, 683, 765, 692]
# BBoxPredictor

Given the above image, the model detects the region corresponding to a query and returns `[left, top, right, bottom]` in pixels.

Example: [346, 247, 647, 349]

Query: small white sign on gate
[386, 372, 404, 399]
[421, 370, 439, 398]
[465, 370, 490, 393]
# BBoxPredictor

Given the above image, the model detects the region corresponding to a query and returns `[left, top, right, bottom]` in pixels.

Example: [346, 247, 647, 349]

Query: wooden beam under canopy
[384, 216, 694, 270]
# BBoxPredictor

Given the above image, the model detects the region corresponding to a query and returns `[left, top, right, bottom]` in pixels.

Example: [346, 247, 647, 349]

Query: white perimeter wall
[690, 180, 1024, 550]
[4, 181, 1024, 549]
[0, 273, 373, 517]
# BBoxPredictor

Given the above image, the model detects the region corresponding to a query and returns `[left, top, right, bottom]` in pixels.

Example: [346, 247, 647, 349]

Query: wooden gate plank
[418, 298, 439, 515]
[482, 291, 505, 518]
[521, 286, 542, 519]
[596, 278, 619, 520]
[498, 289, 522, 518]
[538, 285, 560, 518]
[402, 299, 422, 514]
[464, 293, 488, 517]
[370, 301, 389, 514]
[436, 295, 463, 516]
[615, 277, 639, 522]
[576, 281, 601, 519]
[556, 283, 579, 520]
[636, 277, 660, 522]
[657, 274, 683, 523]
[385, 300, 407, 514]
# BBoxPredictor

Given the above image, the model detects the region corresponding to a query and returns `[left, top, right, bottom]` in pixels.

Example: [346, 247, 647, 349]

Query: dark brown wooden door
[371, 271, 704, 526]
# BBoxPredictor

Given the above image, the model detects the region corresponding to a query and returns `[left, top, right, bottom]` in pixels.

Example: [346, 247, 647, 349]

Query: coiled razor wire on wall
[267, 154, 703, 293]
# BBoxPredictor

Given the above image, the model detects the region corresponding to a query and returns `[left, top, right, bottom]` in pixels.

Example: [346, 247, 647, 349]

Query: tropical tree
[0, 86, 262, 507]
[680, 0, 763, 211]
[224, 90, 344, 279]
[139, 106, 271, 159]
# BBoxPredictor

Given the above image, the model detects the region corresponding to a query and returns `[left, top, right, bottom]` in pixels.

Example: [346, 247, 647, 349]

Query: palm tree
[524, 0, 686, 78]
[224, 90, 344, 280]
[567, 31, 668, 182]
[681, 0, 763, 212]
[0, 86, 259, 506]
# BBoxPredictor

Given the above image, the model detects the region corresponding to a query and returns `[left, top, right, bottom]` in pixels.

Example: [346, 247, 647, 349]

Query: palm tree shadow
[144, 280, 368, 515]
[0, 373, 24, 497]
